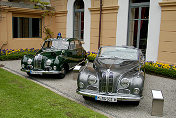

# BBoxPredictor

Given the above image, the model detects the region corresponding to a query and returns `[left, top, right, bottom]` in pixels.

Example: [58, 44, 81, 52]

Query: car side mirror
[80, 41, 85, 44]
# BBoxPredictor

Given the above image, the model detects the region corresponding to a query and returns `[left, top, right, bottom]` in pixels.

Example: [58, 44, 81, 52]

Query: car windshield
[99, 47, 138, 60]
[42, 39, 69, 50]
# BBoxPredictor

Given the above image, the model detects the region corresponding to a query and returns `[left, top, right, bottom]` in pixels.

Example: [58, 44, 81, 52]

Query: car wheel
[81, 61, 85, 66]
[131, 101, 140, 106]
[83, 96, 91, 100]
[27, 72, 31, 76]
[81, 58, 88, 66]
[59, 67, 66, 79]
[59, 64, 69, 79]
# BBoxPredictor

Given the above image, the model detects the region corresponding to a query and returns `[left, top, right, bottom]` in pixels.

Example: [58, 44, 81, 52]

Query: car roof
[100, 46, 139, 50]
[46, 38, 79, 42]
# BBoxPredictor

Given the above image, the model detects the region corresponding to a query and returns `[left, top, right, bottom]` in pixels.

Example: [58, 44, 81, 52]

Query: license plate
[95, 96, 117, 102]
[30, 70, 41, 74]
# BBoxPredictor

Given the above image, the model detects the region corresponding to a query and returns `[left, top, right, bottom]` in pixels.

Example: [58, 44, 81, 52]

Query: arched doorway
[73, 0, 84, 41]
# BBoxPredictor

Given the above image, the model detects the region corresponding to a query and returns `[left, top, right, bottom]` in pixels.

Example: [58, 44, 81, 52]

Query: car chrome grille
[87, 86, 98, 91]
[117, 89, 130, 94]
[99, 71, 114, 93]
[34, 54, 42, 69]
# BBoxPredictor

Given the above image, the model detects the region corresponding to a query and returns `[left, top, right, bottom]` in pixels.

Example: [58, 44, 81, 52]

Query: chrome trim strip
[77, 90, 142, 101]
[106, 71, 108, 93]
[69, 59, 86, 70]
[21, 69, 63, 75]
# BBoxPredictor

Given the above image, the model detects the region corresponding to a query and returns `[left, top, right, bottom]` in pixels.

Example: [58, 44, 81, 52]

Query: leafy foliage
[30, 0, 55, 41]
[143, 62, 176, 78]
[43, 27, 54, 41]
[87, 51, 97, 62]
[0, 48, 39, 61]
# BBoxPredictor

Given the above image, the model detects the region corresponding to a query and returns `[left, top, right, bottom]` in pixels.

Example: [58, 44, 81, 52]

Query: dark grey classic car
[76, 46, 145, 105]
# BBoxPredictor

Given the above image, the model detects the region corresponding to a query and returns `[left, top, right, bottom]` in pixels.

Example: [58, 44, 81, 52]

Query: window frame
[73, 0, 84, 41]
[12, 16, 42, 38]
[127, 1, 150, 54]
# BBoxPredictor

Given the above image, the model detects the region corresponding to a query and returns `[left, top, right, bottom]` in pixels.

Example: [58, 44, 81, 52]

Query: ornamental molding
[55, 10, 67, 16]
[159, 1, 176, 7]
[89, 6, 119, 14]
[159, 1, 176, 11]
[1, 6, 45, 14]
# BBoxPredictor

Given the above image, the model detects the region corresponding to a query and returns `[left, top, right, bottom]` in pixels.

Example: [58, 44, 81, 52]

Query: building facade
[0, 0, 176, 64]
[0, 0, 56, 49]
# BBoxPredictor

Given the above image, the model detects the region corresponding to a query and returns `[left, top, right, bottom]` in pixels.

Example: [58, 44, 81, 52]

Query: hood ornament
[108, 56, 118, 71]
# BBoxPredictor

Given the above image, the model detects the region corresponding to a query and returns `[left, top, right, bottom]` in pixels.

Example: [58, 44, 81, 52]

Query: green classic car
[21, 38, 87, 78]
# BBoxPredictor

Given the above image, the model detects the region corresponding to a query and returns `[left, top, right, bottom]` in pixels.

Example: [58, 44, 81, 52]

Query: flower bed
[0, 48, 39, 61]
[144, 61, 176, 78]
[87, 51, 97, 62]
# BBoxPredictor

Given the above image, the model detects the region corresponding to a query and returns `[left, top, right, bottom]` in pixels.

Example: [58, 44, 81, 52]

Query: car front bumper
[21, 69, 64, 75]
[77, 89, 142, 102]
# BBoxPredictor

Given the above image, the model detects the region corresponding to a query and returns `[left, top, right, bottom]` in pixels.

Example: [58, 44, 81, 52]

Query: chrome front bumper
[21, 69, 64, 75]
[77, 89, 142, 102]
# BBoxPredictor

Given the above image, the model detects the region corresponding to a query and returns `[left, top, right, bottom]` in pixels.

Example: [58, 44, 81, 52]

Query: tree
[30, 0, 55, 40]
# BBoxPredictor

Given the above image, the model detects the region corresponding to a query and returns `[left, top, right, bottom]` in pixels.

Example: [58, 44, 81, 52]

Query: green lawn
[0, 68, 107, 118]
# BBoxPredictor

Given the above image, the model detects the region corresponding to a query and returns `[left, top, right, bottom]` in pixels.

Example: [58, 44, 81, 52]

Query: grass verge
[0, 68, 107, 118]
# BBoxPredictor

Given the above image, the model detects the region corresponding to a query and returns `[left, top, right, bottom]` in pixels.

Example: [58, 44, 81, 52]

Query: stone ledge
[159, 1, 176, 7]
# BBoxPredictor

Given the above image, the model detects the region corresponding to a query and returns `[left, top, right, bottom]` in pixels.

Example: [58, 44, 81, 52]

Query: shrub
[87, 51, 97, 62]
[0, 48, 39, 61]
[0, 52, 36, 61]
[143, 62, 176, 78]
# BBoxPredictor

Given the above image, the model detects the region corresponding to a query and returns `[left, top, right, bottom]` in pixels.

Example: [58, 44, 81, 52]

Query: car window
[52, 40, 69, 50]
[42, 40, 69, 50]
[99, 47, 138, 60]
[69, 41, 76, 50]
[43, 41, 52, 48]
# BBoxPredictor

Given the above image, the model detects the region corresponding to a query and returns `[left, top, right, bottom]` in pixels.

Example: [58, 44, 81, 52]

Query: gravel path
[0, 60, 176, 118]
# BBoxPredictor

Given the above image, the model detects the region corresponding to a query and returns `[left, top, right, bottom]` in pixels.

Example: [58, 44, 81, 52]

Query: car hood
[95, 58, 139, 74]
[37, 51, 62, 58]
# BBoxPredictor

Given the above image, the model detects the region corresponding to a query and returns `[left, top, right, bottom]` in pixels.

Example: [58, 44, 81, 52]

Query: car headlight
[27, 58, 32, 65]
[79, 82, 84, 89]
[46, 59, 52, 66]
[53, 66, 57, 70]
[87, 75, 97, 85]
[120, 78, 130, 88]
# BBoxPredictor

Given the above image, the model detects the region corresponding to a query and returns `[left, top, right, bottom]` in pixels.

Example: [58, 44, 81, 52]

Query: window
[69, 41, 76, 50]
[131, 0, 150, 3]
[127, 0, 150, 54]
[12, 17, 42, 38]
[73, 0, 84, 41]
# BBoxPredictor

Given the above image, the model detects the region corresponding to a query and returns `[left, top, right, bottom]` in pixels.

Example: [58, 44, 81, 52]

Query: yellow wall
[50, 0, 67, 38]
[0, 8, 56, 50]
[158, 1, 176, 65]
[89, 0, 119, 52]
[0, 11, 9, 49]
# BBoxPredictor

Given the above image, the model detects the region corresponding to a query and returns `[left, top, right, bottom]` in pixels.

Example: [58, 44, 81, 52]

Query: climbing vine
[30, 0, 55, 40]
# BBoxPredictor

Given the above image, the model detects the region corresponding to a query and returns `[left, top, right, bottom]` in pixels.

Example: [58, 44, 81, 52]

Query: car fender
[78, 66, 97, 86]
